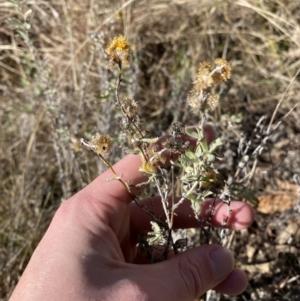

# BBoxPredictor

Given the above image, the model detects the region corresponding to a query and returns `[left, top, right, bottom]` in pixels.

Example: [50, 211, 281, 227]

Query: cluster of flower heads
[106, 35, 130, 67]
[82, 35, 231, 183]
[187, 58, 231, 113]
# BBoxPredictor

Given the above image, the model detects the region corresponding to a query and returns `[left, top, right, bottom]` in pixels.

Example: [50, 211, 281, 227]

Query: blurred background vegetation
[1, 0, 300, 300]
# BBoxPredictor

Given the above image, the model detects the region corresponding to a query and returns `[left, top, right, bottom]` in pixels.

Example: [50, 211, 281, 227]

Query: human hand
[10, 126, 254, 301]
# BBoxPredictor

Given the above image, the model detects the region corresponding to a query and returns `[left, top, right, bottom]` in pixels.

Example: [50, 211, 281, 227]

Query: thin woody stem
[170, 164, 175, 228]
[98, 153, 130, 192]
[173, 180, 199, 210]
[154, 175, 171, 228]
[98, 153, 167, 228]
[115, 69, 148, 162]
[80, 138, 164, 226]
[115, 70, 143, 138]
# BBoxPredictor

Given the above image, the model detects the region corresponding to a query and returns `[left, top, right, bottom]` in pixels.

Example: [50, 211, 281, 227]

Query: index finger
[130, 198, 254, 240]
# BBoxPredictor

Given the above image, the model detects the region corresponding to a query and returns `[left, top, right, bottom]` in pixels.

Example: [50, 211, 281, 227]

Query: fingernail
[209, 247, 234, 280]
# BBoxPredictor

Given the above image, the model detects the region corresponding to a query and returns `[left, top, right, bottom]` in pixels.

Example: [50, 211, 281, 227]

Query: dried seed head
[187, 58, 231, 113]
[171, 122, 184, 138]
[206, 93, 220, 111]
[211, 58, 231, 83]
[106, 36, 130, 66]
[121, 97, 138, 117]
[162, 137, 189, 154]
[188, 90, 219, 113]
[195, 62, 214, 90]
[187, 89, 201, 112]
[90, 133, 113, 155]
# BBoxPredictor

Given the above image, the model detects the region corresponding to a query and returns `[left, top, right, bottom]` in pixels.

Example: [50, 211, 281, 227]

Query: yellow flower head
[139, 160, 158, 174]
[139, 144, 167, 174]
[106, 36, 130, 67]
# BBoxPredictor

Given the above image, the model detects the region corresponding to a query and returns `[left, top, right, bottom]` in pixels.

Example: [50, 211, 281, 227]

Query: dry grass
[1, 0, 300, 300]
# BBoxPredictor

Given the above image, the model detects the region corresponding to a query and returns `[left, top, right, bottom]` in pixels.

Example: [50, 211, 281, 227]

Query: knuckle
[177, 256, 207, 298]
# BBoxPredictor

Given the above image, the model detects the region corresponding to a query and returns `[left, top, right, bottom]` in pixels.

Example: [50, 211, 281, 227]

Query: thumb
[142, 245, 234, 301]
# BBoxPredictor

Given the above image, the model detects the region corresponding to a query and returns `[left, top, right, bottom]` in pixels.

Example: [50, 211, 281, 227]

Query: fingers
[134, 245, 237, 300]
[198, 199, 254, 229]
[213, 268, 248, 295]
[202, 124, 216, 145]
[130, 198, 254, 239]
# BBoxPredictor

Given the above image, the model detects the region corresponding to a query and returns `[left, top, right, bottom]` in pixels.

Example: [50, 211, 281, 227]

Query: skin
[9, 126, 254, 301]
